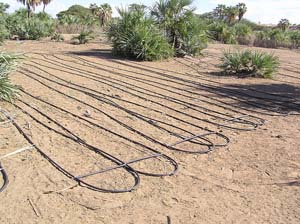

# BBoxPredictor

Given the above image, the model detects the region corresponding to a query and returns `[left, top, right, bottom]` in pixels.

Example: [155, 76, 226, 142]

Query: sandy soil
[0, 40, 299, 224]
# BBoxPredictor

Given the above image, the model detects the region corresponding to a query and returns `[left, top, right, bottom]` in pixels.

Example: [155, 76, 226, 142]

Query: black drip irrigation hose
[1, 108, 141, 193]
[112, 59, 300, 115]
[19, 69, 228, 153]
[38, 52, 285, 116]
[104, 51, 297, 105]
[16, 99, 179, 178]
[20, 62, 232, 147]
[68, 53, 294, 116]
[20, 89, 180, 176]
[51, 52, 273, 118]
[26, 54, 265, 128]
[19, 66, 215, 150]
[0, 162, 9, 193]
[55, 54, 266, 127]
[22, 61, 258, 132]
[122, 58, 300, 111]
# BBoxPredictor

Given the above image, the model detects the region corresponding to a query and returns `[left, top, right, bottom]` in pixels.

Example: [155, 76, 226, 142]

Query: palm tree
[0, 3, 9, 14]
[278, 19, 290, 32]
[16, 0, 41, 18]
[237, 3, 247, 21]
[99, 3, 112, 27]
[151, 0, 194, 52]
[42, 0, 52, 12]
[89, 3, 98, 15]
[129, 3, 147, 12]
[226, 6, 238, 25]
[213, 4, 227, 20]
[90, 3, 112, 27]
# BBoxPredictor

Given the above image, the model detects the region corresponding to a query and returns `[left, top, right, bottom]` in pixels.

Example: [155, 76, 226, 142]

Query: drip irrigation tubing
[1, 108, 141, 193]
[16, 97, 179, 178]
[62, 52, 300, 105]
[18, 68, 229, 153]
[53, 55, 270, 119]
[127, 57, 300, 106]
[27, 53, 267, 124]
[54, 53, 296, 116]
[111, 59, 300, 114]
[50, 53, 266, 125]
[20, 89, 180, 175]
[0, 162, 8, 193]
[22, 61, 261, 131]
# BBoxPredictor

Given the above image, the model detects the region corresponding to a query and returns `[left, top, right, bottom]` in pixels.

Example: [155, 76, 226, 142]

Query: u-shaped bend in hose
[168, 131, 230, 154]
[0, 162, 9, 193]
[1, 109, 141, 193]
[133, 154, 179, 177]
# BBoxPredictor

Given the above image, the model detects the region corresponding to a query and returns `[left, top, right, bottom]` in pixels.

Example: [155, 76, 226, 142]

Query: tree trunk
[43, 4, 46, 13]
[27, 3, 31, 18]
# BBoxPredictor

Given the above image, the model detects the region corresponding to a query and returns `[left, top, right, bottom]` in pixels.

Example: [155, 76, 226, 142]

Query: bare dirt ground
[0, 40, 299, 224]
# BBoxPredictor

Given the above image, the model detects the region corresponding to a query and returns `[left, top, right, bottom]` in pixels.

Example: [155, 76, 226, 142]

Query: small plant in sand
[0, 52, 21, 101]
[51, 32, 64, 42]
[71, 31, 94, 44]
[220, 49, 279, 78]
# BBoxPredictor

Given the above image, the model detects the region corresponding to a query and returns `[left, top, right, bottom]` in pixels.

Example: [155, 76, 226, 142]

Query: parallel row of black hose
[26, 53, 266, 127]
[56, 53, 299, 109]
[2, 103, 178, 193]
[4, 49, 297, 193]
[53, 54, 268, 123]
[19, 69, 227, 153]
[21, 62, 258, 133]
[45, 53, 299, 116]
[112, 58, 300, 114]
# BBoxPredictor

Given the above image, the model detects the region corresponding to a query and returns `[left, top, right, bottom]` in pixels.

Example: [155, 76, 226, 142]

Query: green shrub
[57, 5, 94, 20]
[209, 21, 237, 44]
[288, 30, 300, 48]
[6, 9, 55, 40]
[238, 19, 262, 31]
[220, 50, 279, 78]
[51, 32, 64, 42]
[0, 3, 9, 44]
[233, 23, 253, 45]
[0, 52, 21, 102]
[178, 15, 208, 56]
[151, 0, 207, 56]
[254, 29, 291, 48]
[72, 31, 94, 44]
[108, 8, 174, 61]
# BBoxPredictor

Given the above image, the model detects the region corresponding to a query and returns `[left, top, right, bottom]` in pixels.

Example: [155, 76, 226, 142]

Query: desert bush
[51, 32, 64, 42]
[209, 21, 237, 44]
[57, 5, 94, 20]
[0, 52, 21, 101]
[6, 9, 55, 40]
[0, 3, 9, 44]
[233, 23, 253, 45]
[288, 31, 300, 48]
[151, 0, 208, 56]
[56, 13, 99, 34]
[254, 29, 291, 48]
[108, 8, 174, 61]
[176, 15, 208, 56]
[72, 31, 94, 44]
[220, 50, 279, 78]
